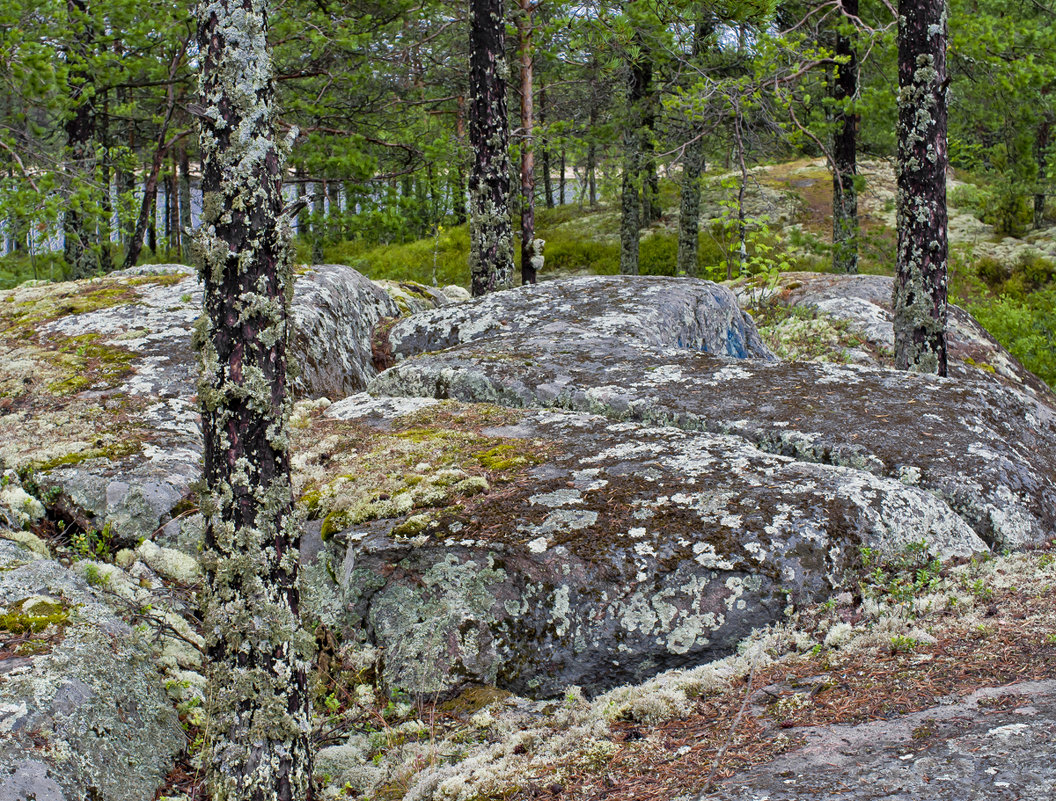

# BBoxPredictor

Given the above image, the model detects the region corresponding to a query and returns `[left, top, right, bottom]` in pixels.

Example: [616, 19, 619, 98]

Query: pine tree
[193, 0, 313, 797]
[893, 0, 949, 375]
[468, 0, 515, 295]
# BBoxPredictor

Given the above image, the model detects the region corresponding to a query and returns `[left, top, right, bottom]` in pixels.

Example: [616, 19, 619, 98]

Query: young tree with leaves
[193, 0, 313, 797]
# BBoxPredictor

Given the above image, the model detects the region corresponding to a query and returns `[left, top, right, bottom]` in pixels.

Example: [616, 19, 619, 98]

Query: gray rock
[290, 265, 399, 400]
[702, 680, 1056, 801]
[0, 541, 184, 801]
[384, 275, 774, 363]
[370, 310, 1056, 550]
[751, 271, 1055, 402]
[319, 397, 985, 699]
[6, 264, 401, 547]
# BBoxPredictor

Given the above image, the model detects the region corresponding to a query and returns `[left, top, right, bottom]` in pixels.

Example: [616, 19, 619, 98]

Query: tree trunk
[893, 0, 949, 376]
[164, 167, 174, 248]
[148, 182, 157, 255]
[832, 0, 860, 274]
[559, 147, 566, 205]
[677, 21, 709, 278]
[540, 83, 553, 209]
[1035, 117, 1050, 230]
[63, 0, 96, 279]
[98, 89, 113, 272]
[641, 76, 660, 225]
[194, 0, 313, 798]
[619, 48, 648, 275]
[311, 180, 325, 263]
[179, 144, 192, 255]
[517, 0, 536, 285]
[468, 0, 515, 295]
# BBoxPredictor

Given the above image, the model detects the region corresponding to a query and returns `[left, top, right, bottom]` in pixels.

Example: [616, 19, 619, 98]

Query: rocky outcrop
[0, 264, 407, 547]
[0, 540, 184, 801]
[370, 281, 1056, 551]
[385, 275, 774, 363]
[746, 270, 1056, 402]
[303, 394, 986, 698]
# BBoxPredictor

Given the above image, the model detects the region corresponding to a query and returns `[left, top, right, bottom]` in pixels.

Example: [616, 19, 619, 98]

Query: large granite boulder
[370, 278, 1056, 552]
[0, 264, 400, 547]
[0, 540, 184, 801]
[745, 270, 1055, 402]
[299, 394, 986, 698]
[384, 275, 774, 363]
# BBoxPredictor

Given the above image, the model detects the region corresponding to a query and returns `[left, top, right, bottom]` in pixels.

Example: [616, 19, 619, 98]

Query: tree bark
[893, 0, 949, 376]
[1035, 117, 1050, 230]
[193, 0, 313, 798]
[468, 0, 515, 295]
[63, 0, 97, 279]
[619, 47, 649, 275]
[517, 0, 537, 284]
[98, 89, 113, 272]
[832, 0, 860, 274]
[540, 83, 552, 209]
[179, 144, 193, 255]
[677, 21, 709, 278]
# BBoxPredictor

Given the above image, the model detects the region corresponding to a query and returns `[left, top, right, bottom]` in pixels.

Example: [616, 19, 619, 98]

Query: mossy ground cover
[0, 274, 181, 471]
[290, 400, 549, 539]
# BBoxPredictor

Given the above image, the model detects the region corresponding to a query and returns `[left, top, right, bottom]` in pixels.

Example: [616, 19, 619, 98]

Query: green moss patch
[0, 597, 70, 635]
[293, 401, 548, 539]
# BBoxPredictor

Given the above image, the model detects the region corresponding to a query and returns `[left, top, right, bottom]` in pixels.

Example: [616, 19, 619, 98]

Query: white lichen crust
[193, 0, 312, 797]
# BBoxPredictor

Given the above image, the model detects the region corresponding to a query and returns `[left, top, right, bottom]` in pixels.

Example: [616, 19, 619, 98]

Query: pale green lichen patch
[755, 305, 866, 363]
[291, 400, 544, 539]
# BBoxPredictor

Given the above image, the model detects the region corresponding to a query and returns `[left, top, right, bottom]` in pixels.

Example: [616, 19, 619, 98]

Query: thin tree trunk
[559, 147, 566, 206]
[63, 0, 96, 279]
[518, 0, 537, 284]
[468, 0, 515, 295]
[540, 83, 553, 209]
[164, 167, 174, 249]
[677, 21, 709, 278]
[641, 68, 660, 226]
[620, 47, 648, 275]
[453, 95, 468, 225]
[98, 89, 113, 272]
[148, 181, 157, 255]
[179, 144, 192, 256]
[122, 38, 187, 269]
[832, 0, 860, 273]
[311, 180, 326, 263]
[194, 0, 313, 797]
[893, 0, 949, 376]
[1035, 117, 1050, 230]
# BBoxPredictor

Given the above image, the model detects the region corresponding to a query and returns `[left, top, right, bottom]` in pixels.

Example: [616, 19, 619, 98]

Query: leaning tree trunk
[893, 0, 948, 376]
[517, 0, 537, 284]
[468, 0, 515, 295]
[63, 0, 97, 279]
[193, 0, 313, 798]
[832, 0, 860, 274]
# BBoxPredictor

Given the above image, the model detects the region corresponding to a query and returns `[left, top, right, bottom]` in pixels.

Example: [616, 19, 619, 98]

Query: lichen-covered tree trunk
[63, 0, 97, 279]
[893, 0, 949, 376]
[517, 0, 536, 284]
[193, 0, 313, 798]
[832, 0, 859, 274]
[540, 84, 552, 209]
[468, 0, 514, 295]
[640, 57, 661, 226]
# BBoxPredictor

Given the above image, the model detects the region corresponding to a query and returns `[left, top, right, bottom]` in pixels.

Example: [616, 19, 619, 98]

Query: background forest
[1, 0, 1054, 386]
